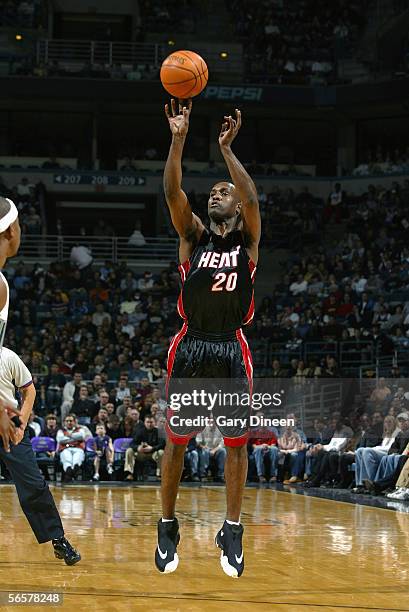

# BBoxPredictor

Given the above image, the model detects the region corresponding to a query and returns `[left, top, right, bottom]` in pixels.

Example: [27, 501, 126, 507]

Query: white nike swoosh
[235, 553, 243, 564]
[220, 531, 224, 536]
[158, 545, 168, 560]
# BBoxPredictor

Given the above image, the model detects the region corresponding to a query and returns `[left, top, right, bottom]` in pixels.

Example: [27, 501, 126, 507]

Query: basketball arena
[1, 1, 409, 611]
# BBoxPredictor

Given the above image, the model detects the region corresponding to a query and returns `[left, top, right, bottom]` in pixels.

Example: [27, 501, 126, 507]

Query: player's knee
[165, 438, 189, 455]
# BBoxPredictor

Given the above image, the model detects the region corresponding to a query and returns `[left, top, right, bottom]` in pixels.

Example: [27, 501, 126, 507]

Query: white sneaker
[93, 473, 100, 481]
[393, 487, 409, 500]
[107, 464, 113, 474]
[387, 487, 404, 499]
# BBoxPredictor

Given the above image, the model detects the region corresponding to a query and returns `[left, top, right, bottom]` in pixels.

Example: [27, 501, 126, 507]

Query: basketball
[160, 50, 208, 98]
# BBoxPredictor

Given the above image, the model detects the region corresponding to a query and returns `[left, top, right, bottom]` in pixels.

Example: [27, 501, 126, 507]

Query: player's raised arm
[164, 99, 204, 255]
[219, 110, 261, 260]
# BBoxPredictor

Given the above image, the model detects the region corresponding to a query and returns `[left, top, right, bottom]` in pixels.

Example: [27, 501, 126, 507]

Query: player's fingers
[171, 98, 176, 116]
[236, 109, 242, 128]
[165, 103, 171, 118]
[178, 99, 183, 114]
[187, 98, 192, 112]
[6, 405, 21, 416]
[1, 430, 10, 452]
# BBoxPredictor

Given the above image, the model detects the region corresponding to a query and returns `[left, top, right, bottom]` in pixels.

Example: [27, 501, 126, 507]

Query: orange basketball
[160, 50, 209, 98]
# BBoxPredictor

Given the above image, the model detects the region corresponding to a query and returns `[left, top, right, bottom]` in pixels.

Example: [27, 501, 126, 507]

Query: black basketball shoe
[155, 518, 180, 574]
[52, 537, 81, 566]
[215, 520, 244, 578]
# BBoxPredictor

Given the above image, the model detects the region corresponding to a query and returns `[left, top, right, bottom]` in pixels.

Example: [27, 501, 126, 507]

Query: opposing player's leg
[155, 438, 187, 574]
[215, 441, 248, 578]
[0, 431, 81, 565]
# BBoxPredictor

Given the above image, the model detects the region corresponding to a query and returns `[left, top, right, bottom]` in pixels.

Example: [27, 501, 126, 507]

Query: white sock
[226, 519, 240, 526]
[161, 517, 175, 523]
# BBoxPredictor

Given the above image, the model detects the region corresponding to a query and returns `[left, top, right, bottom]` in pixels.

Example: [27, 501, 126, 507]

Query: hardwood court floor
[0, 484, 409, 612]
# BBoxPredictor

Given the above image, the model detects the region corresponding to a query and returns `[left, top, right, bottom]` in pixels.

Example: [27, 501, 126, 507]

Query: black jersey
[177, 229, 256, 334]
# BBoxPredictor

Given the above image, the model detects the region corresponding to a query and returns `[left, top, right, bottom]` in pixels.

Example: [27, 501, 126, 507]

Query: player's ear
[235, 202, 242, 216]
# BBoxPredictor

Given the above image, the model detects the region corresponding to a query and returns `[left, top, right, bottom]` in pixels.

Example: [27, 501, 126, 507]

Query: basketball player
[0, 198, 22, 450]
[155, 99, 260, 578]
[0, 345, 81, 564]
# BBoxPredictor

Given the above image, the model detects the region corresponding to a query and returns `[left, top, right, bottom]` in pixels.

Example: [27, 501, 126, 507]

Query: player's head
[208, 182, 241, 224]
[0, 198, 20, 258]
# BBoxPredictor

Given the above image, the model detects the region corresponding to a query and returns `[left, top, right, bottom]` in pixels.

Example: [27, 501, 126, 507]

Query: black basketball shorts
[165, 324, 253, 447]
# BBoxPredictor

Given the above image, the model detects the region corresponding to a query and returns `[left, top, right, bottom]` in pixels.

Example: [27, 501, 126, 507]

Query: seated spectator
[61, 373, 82, 416]
[91, 407, 109, 434]
[41, 363, 66, 413]
[115, 376, 131, 403]
[90, 423, 114, 481]
[249, 423, 278, 483]
[70, 244, 93, 270]
[196, 424, 226, 482]
[91, 388, 109, 418]
[128, 221, 146, 247]
[23, 206, 42, 235]
[27, 411, 41, 437]
[184, 437, 200, 482]
[119, 414, 137, 439]
[92, 303, 112, 328]
[352, 415, 400, 493]
[369, 413, 409, 484]
[106, 414, 122, 441]
[116, 396, 132, 420]
[278, 423, 306, 484]
[16, 177, 34, 203]
[56, 414, 86, 482]
[337, 412, 384, 487]
[138, 271, 154, 292]
[304, 417, 354, 487]
[271, 359, 287, 378]
[148, 358, 166, 383]
[41, 414, 59, 440]
[71, 385, 95, 424]
[123, 415, 165, 481]
[369, 377, 391, 410]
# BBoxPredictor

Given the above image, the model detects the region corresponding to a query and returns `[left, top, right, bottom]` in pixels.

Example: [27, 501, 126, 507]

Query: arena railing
[18, 234, 178, 265]
[35, 40, 244, 75]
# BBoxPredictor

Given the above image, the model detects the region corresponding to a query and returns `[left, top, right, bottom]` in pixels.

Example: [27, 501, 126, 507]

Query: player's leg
[215, 439, 247, 579]
[213, 334, 252, 578]
[155, 439, 187, 574]
[225, 443, 248, 522]
[0, 432, 81, 564]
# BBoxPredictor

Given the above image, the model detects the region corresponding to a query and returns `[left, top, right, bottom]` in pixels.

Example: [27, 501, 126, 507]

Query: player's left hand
[219, 109, 241, 149]
[14, 424, 25, 445]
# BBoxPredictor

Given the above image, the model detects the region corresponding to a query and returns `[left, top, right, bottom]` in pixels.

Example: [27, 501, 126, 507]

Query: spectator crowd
[226, 0, 368, 85]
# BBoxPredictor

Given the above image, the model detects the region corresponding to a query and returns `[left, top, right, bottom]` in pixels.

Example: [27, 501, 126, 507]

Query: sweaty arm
[219, 111, 261, 263]
[164, 99, 204, 263]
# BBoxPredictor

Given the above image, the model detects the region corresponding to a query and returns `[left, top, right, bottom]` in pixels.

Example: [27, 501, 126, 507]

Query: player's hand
[0, 405, 19, 452]
[219, 109, 241, 149]
[14, 425, 25, 446]
[165, 98, 192, 139]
